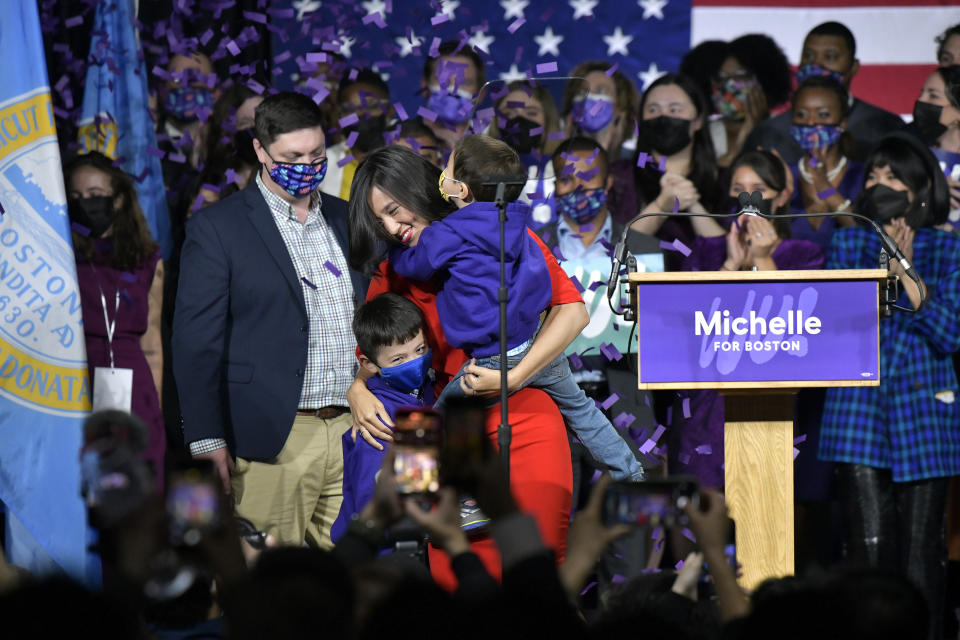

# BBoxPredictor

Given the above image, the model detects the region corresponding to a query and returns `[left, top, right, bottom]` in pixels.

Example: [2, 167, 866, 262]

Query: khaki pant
[231, 412, 351, 549]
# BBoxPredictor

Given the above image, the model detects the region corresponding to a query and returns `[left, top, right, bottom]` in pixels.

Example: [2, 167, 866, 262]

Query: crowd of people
[1, 14, 959, 640]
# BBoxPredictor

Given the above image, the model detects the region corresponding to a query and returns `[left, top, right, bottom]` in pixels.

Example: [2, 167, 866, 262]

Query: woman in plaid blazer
[819, 133, 957, 638]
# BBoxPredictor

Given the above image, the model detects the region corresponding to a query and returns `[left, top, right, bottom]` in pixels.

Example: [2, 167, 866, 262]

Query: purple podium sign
[636, 279, 880, 386]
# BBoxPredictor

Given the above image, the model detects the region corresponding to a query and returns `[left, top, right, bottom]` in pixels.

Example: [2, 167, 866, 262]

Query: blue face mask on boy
[379, 349, 432, 394]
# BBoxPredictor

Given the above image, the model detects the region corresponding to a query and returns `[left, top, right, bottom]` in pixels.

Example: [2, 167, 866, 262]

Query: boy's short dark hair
[337, 68, 390, 103]
[551, 136, 609, 182]
[453, 134, 525, 202]
[254, 91, 325, 148]
[353, 293, 425, 365]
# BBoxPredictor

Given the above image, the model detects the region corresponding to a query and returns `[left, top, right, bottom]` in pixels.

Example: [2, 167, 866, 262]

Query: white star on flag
[568, 0, 598, 20]
[292, 0, 321, 22]
[335, 31, 355, 58]
[395, 31, 423, 57]
[638, 62, 666, 90]
[639, 0, 668, 20]
[361, 0, 386, 18]
[603, 26, 633, 56]
[499, 63, 527, 83]
[533, 26, 564, 57]
[435, 0, 459, 20]
[500, 0, 529, 20]
[469, 30, 496, 53]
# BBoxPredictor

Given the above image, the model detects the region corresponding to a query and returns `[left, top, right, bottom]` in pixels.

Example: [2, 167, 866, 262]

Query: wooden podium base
[723, 392, 796, 591]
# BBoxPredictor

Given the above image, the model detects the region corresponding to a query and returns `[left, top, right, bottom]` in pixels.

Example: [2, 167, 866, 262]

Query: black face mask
[500, 115, 543, 155]
[912, 101, 948, 147]
[68, 196, 116, 238]
[862, 184, 911, 222]
[234, 128, 259, 166]
[346, 113, 388, 154]
[722, 195, 774, 216]
[640, 115, 693, 156]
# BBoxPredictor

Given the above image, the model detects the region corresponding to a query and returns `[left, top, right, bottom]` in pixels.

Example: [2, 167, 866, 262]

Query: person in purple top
[330, 293, 435, 542]
[390, 134, 643, 481]
[676, 150, 825, 489]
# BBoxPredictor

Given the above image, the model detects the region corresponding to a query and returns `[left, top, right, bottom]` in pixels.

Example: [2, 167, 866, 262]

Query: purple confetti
[324, 260, 342, 277]
[658, 156, 668, 172]
[65, 15, 83, 28]
[794, 434, 807, 445]
[569, 275, 585, 293]
[682, 397, 691, 419]
[146, 147, 165, 159]
[695, 444, 712, 455]
[678, 453, 691, 465]
[637, 152, 648, 168]
[611, 573, 627, 584]
[606, 63, 619, 77]
[672, 196, 680, 213]
[345, 131, 359, 148]
[614, 412, 636, 430]
[536, 61, 558, 74]
[817, 187, 838, 200]
[301, 277, 317, 290]
[580, 581, 597, 596]
[794, 447, 801, 460]
[507, 18, 526, 33]
[417, 106, 438, 122]
[339, 113, 360, 127]
[191, 193, 205, 212]
[675, 560, 685, 570]
[569, 353, 584, 371]
[120, 272, 138, 283]
[167, 152, 187, 164]
[71, 222, 90, 237]
[600, 392, 619, 411]
[225, 40, 241, 56]
[242, 10, 267, 23]
[431, 13, 450, 26]
[306, 52, 328, 63]
[681, 528, 697, 543]
[394, 102, 409, 121]
[672, 239, 691, 257]
[337, 154, 355, 168]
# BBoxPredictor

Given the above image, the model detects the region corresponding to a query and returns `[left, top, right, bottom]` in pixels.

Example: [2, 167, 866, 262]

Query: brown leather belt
[297, 406, 349, 419]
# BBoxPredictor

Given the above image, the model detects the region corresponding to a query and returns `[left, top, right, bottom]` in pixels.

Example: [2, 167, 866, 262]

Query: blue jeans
[435, 347, 644, 480]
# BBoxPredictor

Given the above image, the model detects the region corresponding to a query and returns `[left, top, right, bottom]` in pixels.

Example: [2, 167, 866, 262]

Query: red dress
[365, 231, 581, 588]
[76, 242, 165, 485]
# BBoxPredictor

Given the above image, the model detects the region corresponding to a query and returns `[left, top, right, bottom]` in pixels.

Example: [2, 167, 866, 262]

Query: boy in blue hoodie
[389, 134, 642, 481]
[330, 293, 434, 542]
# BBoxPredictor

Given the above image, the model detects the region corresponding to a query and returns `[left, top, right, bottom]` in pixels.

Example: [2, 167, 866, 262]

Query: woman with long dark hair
[628, 73, 725, 270]
[347, 145, 588, 586]
[65, 151, 165, 484]
[819, 133, 959, 638]
[912, 64, 960, 222]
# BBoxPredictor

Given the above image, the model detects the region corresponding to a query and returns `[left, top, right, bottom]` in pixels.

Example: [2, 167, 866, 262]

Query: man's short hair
[807, 21, 856, 59]
[422, 40, 486, 89]
[453, 135, 525, 202]
[254, 92, 325, 148]
[551, 136, 609, 182]
[353, 293, 425, 365]
[337, 68, 390, 103]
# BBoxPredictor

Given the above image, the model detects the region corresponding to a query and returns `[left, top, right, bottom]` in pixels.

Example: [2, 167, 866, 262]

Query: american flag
[271, 0, 960, 119]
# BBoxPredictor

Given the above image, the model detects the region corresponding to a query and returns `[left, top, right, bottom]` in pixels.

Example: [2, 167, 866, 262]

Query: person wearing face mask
[173, 92, 369, 549]
[743, 21, 907, 167]
[698, 35, 791, 169]
[675, 150, 823, 486]
[912, 65, 960, 225]
[488, 81, 563, 228]
[420, 41, 485, 153]
[628, 73, 726, 271]
[788, 77, 865, 251]
[561, 62, 640, 234]
[819, 133, 958, 640]
[65, 152, 166, 488]
[158, 52, 218, 170]
[329, 293, 435, 543]
[322, 69, 396, 201]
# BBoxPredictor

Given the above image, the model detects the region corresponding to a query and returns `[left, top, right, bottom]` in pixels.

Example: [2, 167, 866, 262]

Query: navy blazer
[172, 182, 368, 460]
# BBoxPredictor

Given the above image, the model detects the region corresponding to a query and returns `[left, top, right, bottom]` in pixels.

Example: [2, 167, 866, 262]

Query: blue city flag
[0, 0, 96, 583]
[79, 0, 172, 259]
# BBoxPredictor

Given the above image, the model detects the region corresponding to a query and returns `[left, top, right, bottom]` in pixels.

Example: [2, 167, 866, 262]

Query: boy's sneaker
[459, 496, 491, 535]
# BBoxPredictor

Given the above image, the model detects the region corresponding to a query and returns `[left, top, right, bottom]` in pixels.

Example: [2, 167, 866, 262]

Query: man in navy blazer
[173, 92, 368, 548]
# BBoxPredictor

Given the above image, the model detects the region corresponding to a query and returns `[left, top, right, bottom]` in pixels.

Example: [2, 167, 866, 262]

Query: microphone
[606, 192, 925, 315]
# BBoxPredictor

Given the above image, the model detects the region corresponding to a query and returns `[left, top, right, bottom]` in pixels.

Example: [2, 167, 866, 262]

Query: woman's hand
[723, 219, 747, 271]
[458, 359, 505, 396]
[745, 215, 780, 265]
[885, 218, 915, 276]
[347, 377, 393, 449]
[658, 172, 700, 212]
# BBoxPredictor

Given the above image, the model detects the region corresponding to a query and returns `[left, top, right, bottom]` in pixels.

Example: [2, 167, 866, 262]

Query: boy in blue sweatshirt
[390, 134, 642, 481]
[330, 293, 434, 542]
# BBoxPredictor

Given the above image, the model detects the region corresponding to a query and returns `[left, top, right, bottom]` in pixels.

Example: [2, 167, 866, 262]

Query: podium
[628, 269, 885, 589]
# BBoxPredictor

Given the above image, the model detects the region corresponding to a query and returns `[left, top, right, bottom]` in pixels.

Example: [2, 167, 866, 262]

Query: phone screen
[601, 477, 699, 528]
[167, 465, 220, 546]
[393, 408, 442, 496]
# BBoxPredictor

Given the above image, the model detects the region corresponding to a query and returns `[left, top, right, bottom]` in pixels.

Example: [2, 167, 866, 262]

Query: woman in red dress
[346, 146, 587, 586]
